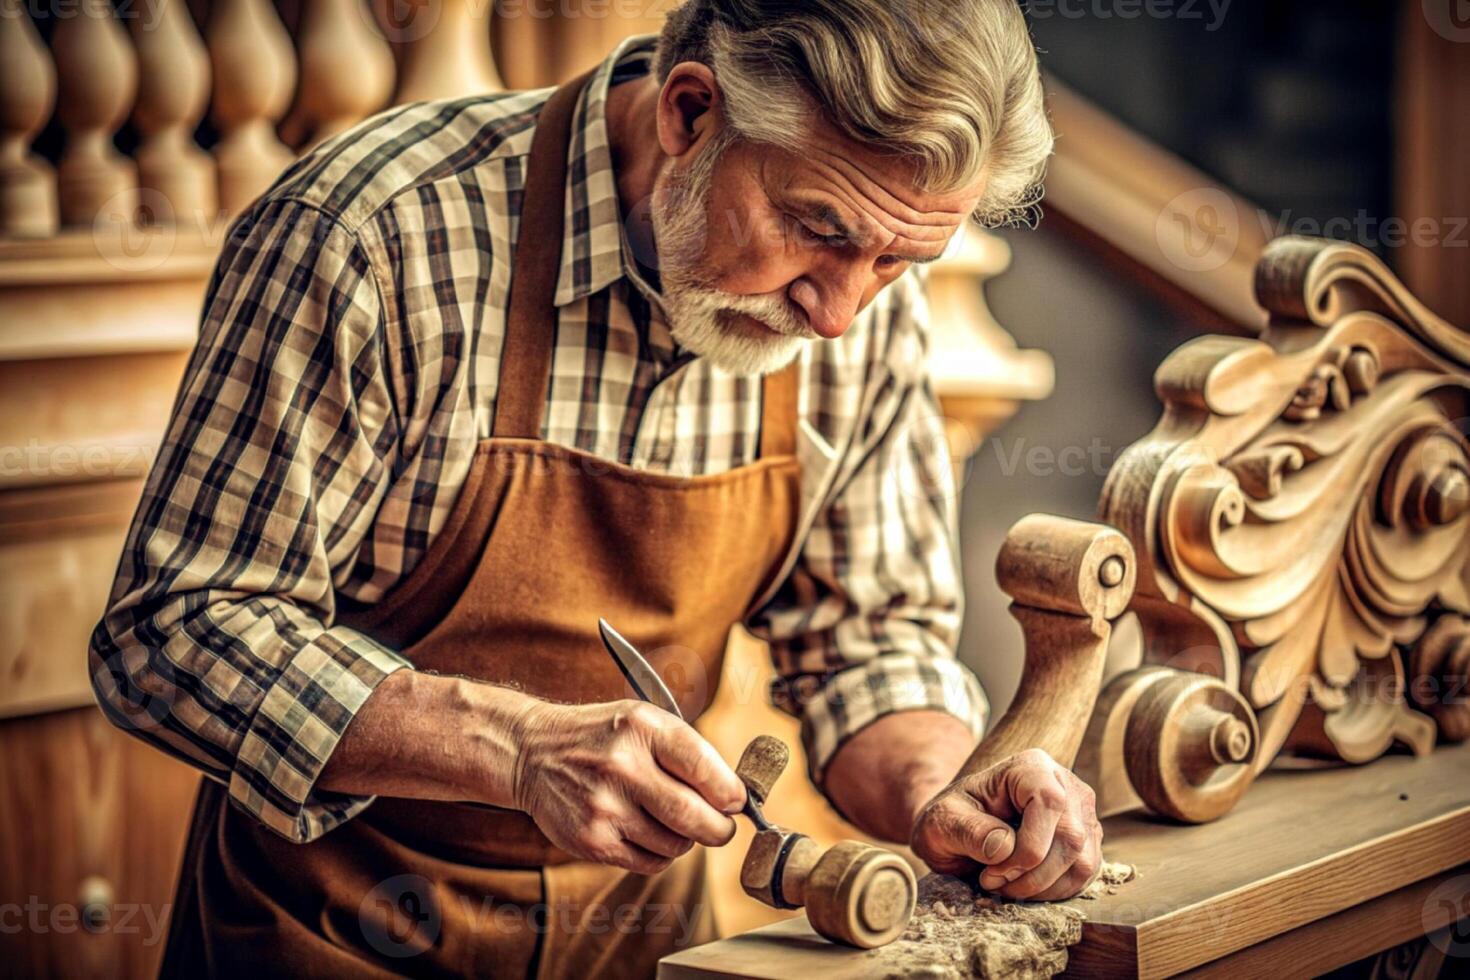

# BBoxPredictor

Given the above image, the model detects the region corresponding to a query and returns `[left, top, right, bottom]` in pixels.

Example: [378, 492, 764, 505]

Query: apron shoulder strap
[758, 360, 800, 459]
[493, 67, 804, 461]
[493, 70, 596, 440]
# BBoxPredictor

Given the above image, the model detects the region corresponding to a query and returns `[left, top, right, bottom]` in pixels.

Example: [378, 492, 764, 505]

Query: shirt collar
[554, 34, 660, 308]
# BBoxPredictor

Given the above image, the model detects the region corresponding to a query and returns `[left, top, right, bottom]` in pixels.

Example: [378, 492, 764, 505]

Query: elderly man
[91, 0, 1099, 975]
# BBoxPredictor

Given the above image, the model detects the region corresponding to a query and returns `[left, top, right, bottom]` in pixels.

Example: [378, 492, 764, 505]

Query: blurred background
[1, 0, 1466, 974]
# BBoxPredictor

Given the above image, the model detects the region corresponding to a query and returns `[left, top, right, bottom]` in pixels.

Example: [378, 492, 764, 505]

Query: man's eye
[792, 218, 844, 246]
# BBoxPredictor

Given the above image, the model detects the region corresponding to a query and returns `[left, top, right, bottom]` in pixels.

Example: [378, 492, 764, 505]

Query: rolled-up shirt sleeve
[89, 198, 413, 843]
[747, 271, 988, 789]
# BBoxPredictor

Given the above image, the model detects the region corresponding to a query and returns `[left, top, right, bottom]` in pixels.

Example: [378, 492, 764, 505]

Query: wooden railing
[5, 0, 483, 237]
[1042, 74, 1270, 335]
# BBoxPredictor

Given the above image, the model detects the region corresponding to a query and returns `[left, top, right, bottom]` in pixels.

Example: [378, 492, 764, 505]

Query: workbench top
[659, 741, 1470, 978]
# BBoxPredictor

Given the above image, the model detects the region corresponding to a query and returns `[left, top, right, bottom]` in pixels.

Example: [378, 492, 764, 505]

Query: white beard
[649, 134, 819, 376]
[660, 290, 809, 376]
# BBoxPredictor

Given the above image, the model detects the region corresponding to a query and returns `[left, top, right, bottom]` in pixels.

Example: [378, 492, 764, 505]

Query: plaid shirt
[90, 35, 987, 844]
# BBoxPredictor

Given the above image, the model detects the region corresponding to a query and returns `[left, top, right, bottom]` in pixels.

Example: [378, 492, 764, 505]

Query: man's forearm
[820, 710, 976, 843]
[319, 670, 539, 807]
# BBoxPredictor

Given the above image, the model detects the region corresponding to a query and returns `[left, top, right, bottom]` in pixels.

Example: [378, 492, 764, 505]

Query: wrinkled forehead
[759, 114, 987, 236]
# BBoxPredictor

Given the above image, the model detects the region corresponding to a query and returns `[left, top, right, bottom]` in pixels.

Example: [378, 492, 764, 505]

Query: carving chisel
[597, 617, 775, 832]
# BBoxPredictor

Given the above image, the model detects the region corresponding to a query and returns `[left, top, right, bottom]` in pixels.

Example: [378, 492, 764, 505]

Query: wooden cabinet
[0, 223, 210, 980]
[0, 708, 198, 979]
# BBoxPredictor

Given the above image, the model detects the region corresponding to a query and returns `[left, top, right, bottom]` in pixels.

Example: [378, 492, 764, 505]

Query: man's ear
[656, 62, 723, 159]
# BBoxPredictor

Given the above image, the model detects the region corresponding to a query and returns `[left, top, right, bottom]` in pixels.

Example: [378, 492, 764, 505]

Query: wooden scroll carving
[996, 236, 1470, 824]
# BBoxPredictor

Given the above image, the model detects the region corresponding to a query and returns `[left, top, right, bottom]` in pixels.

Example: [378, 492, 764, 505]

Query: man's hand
[910, 748, 1102, 901]
[322, 673, 745, 875]
[512, 700, 747, 875]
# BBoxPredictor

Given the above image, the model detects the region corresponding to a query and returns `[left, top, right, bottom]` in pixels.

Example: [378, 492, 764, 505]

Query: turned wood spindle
[390, 0, 502, 104]
[208, 0, 298, 212]
[52, 0, 139, 228]
[492, 1, 667, 89]
[287, 0, 394, 148]
[129, 0, 216, 227]
[491, 0, 557, 90]
[0, 0, 59, 236]
[964, 514, 1137, 775]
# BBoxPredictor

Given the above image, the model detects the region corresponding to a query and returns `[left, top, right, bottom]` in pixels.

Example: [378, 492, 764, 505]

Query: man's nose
[788, 276, 864, 340]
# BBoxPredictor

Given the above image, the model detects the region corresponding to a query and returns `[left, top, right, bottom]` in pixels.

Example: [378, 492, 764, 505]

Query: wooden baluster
[129, 0, 216, 229]
[286, 0, 394, 148]
[207, 0, 298, 213]
[51, 0, 139, 229]
[389, 0, 502, 104]
[967, 516, 1137, 775]
[0, 0, 59, 236]
[492, 0, 557, 89]
[547, 0, 666, 82]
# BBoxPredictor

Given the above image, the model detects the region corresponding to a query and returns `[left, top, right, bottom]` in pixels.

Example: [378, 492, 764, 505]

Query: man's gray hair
[654, 0, 1054, 226]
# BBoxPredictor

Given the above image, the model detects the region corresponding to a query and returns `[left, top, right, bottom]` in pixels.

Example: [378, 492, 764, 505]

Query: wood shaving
[1078, 860, 1137, 900]
[863, 863, 1136, 980]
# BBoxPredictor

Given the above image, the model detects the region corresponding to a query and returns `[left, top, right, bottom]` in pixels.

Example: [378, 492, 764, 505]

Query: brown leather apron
[160, 72, 803, 979]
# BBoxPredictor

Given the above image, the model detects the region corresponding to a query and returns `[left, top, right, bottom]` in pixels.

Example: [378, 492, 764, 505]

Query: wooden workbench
[659, 741, 1470, 978]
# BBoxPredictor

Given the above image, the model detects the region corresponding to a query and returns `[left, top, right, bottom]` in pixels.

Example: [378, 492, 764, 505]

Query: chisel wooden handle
[740, 830, 916, 948]
[734, 736, 916, 948]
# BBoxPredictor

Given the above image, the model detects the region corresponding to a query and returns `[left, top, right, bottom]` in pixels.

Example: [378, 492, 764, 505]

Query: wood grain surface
[1177, 866, 1470, 980]
[660, 741, 1470, 979]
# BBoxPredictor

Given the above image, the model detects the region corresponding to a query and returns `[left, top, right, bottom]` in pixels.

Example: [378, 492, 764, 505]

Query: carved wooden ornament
[991, 237, 1469, 824]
